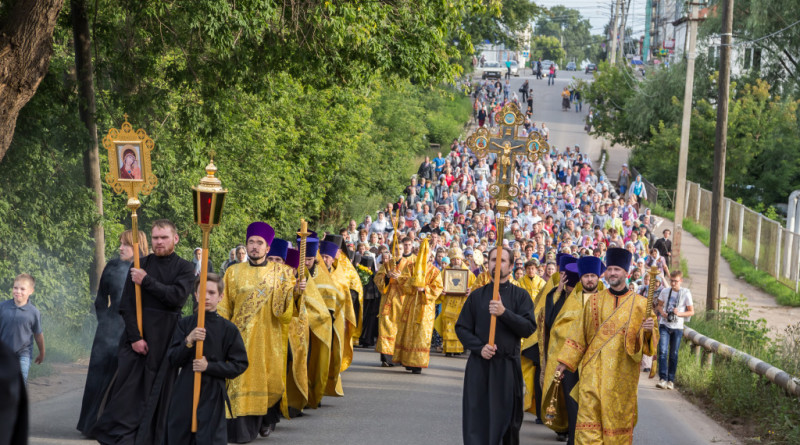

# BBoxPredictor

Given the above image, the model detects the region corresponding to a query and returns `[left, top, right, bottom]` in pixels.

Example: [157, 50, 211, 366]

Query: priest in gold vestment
[434, 246, 475, 356]
[375, 238, 415, 366]
[556, 248, 657, 445]
[540, 257, 605, 445]
[392, 238, 443, 373]
[219, 223, 302, 442]
[324, 235, 363, 377]
[281, 243, 332, 417]
[518, 259, 545, 415]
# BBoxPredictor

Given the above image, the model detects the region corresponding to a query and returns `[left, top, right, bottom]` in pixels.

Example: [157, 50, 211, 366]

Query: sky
[533, 0, 648, 39]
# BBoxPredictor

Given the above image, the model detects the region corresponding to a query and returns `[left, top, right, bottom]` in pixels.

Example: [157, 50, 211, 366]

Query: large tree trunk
[0, 0, 65, 162]
[71, 0, 105, 293]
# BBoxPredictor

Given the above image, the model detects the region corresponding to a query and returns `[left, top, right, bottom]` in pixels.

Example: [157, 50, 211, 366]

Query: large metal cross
[466, 102, 549, 201]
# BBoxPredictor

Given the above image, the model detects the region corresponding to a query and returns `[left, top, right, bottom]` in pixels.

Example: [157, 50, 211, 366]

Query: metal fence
[684, 181, 800, 292]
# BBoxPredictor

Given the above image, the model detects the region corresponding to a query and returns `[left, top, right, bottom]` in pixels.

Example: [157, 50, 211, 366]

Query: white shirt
[657, 287, 693, 329]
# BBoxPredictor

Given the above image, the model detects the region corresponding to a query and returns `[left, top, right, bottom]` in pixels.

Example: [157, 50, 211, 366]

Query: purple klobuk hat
[303, 238, 320, 258]
[285, 248, 300, 269]
[267, 239, 289, 261]
[605, 247, 633, 272]
[246, 222, 275, 245]
[577, 256, 606, 277]
[558, 254, 577, 272]
[319, 240, 340, 259]
[564, 263, 581, 287]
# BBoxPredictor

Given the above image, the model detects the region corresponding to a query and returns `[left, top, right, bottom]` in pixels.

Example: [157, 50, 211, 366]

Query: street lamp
[190, 156, 227, 432]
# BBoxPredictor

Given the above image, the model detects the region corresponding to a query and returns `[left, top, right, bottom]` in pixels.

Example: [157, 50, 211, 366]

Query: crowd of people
[0, 80, 696, 445]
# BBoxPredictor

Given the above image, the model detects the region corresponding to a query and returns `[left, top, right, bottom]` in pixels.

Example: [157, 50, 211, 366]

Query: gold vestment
[433, 264, 475, 354]
[374, 255, 414, 355]
[392, 263, 443, 368]
[219, 262, 295, 417]
[557, 289, 658, 444]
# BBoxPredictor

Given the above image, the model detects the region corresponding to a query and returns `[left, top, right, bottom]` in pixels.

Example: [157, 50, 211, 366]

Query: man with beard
[392, 238, 443, 374]
[556, 248, 657, 445]
[219, 222, 305, 442]
[456, 246, 535, 444]
[375, 237, 416, 366]
[540, 257, 605, 444]
[92, 220, 195, 445]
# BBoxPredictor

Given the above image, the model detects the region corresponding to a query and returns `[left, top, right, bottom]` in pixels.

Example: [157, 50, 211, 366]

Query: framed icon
[104, 115, 157, 198]
[443, 268, 470, 295]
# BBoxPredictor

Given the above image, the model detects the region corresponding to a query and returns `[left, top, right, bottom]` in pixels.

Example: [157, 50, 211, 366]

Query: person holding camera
[655, 270, 694, 390]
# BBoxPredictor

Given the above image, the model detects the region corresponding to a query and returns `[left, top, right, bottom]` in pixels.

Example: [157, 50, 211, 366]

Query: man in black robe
[456, 246, 536, 445]
[0, 339, 27, 445]
[357, 256, 380, 348]
[91, 219, 195, 445]
[165, 273, 248, 445]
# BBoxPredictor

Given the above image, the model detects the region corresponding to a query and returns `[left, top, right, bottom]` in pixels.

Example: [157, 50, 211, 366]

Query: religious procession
[2, 82, 694, 445]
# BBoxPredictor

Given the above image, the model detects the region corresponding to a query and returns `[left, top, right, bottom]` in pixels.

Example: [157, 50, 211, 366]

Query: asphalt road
[28, 71, 738, 444]
[30, 348, 737, 444]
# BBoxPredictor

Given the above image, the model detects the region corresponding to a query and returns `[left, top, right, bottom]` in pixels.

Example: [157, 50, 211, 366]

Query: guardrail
[683, 327, 800, 398]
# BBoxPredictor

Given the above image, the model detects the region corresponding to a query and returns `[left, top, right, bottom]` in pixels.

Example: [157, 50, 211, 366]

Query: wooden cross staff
[465, 102, 548, 345]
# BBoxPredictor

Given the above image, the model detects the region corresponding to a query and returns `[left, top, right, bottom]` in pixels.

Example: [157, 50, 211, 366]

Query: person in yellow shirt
[518, 259, 545, 418]
[435, 247, 476, 356]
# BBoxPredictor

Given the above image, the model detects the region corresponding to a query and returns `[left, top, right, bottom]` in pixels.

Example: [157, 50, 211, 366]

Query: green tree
[462, 0, 541, 50]
[534, 5, 596, 63]
[530, 35, 566, 64]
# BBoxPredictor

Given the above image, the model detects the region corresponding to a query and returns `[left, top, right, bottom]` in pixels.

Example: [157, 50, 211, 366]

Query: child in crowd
[164, 273, 248, 445]
[0, 273, 45, 384]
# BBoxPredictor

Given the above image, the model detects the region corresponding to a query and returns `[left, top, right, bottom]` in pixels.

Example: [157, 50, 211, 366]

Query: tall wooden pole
[671, 2, 702, 271]
[707, 0, 734, 318]
[130, 203, 143, 336]
[191, 229, 211, 432]
[488, 201, 508, 346]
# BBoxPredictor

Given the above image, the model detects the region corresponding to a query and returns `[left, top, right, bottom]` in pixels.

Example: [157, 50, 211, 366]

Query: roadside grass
[28, 314, 95, 380]
[648, 202, 800, 307]
[677, 303, 800, 444]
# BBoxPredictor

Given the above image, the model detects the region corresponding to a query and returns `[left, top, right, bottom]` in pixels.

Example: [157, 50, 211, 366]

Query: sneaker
[656, 380, 667, 389]
[666, 381, 675, 390]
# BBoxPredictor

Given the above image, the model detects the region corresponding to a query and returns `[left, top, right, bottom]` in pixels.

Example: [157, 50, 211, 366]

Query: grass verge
[28, 315, 95, 380]
[676, 302, 800, 444]
[648, 203, 800, 307]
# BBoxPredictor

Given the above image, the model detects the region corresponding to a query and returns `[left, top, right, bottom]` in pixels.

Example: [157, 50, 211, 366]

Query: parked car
[566, 61, 577, 71]
[508, 60, 520, 76]
[585, 63, 598, 74]
[541, 60, 558, 71]
[480, 61, 503, 79]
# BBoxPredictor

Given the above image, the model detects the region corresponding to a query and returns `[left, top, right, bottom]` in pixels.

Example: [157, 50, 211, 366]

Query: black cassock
[358, 270, 381, 347]
[77, 258, 130, 436]
[164, 312, 248, 445]
[456, 280, 535, 445]
[0, 339, 27, 445]
[91, 252, 195, 445]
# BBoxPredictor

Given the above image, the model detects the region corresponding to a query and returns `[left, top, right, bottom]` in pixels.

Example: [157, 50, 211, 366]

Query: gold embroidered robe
[374, 255, 415, 355]
[310, 259, 348, 397]
[329, 251, 363, 374]
[281, 274, 332, 417]
[557, 289, 658, 445]
[433, 265, 475, 354]
[392, 264, 443, 368]
[538, 282, 605, 430]
[517, 273, 545, 412]
[219, 262, 295, 417]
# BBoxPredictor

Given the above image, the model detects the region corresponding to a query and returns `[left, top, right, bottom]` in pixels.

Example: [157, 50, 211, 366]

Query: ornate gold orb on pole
[190, 154, 227, 433]
[103, 115, 158, 337]
[465, 103, 549, 345]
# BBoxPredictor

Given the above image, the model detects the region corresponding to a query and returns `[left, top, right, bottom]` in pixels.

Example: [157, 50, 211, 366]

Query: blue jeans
[658, 325, 682, 382]
[19, 354, 31, 385]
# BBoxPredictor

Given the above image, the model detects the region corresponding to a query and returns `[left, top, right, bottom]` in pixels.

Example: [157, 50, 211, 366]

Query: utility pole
[609, 0, 623, 65]
[671, 2, 702, 272]
[707, 0, 734, 317]
[643, 0, 652, 63]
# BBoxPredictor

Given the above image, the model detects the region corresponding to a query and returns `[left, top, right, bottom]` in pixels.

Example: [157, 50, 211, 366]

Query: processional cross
[465, 102, 549, 345]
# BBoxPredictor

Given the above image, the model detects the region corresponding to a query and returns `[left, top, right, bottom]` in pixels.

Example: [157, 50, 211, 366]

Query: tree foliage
[462, 0, 541, 50]
[0, 1, 476, 328]
[534, 5, 597, 63]
[529, 35, 566, 64]
[584, 61, 800, 210]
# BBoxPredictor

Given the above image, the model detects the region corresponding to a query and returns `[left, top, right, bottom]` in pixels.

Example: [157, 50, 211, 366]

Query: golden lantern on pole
[190, 155, 227, 433]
